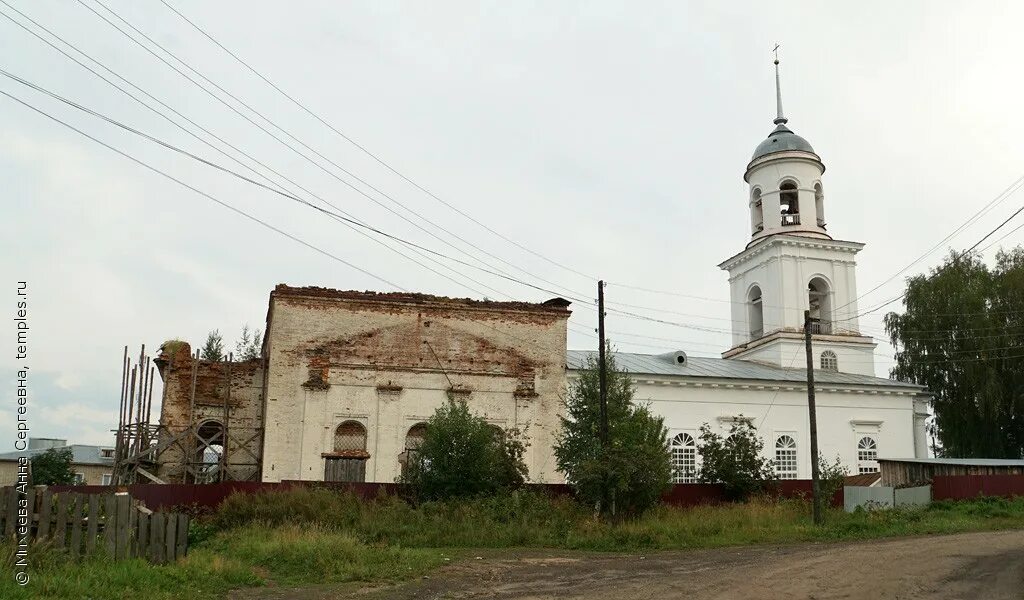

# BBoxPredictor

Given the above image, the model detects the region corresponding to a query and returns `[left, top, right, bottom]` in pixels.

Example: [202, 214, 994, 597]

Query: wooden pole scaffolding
[222, 353, 232, 482]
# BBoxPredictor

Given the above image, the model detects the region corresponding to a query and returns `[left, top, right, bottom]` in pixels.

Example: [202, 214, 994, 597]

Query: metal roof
[877, 458, 1024, 466]
[0, 444, 114, 466]
[751, 123, 816, 160]
[566, 350, 924, 390]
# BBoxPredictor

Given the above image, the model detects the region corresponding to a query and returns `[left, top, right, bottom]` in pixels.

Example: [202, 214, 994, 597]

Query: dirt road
[232, 530, 1024, 600]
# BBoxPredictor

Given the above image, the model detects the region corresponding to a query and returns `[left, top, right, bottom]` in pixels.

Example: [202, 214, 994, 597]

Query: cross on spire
[773, 43, 788, 125]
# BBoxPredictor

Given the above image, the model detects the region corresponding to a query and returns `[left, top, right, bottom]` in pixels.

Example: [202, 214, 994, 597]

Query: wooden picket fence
[0, 486, 189, 564]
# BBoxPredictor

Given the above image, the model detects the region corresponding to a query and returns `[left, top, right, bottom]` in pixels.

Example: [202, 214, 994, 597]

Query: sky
[3, 0, 1024, 447]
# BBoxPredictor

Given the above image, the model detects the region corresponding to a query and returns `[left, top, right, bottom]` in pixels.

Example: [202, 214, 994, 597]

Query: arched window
[775, 435, 798, 480]
[857, 437, 879, 474]
[670, 433, 697, 484]
[808, 277, 832, 334]
[780, 180, 799, 225]
[820, 350, 838, 372]
[814, 183, 825, 228]
[334, 420, 367, 454]
[748, 285, 764, 340]
[751, 188, 764, 234]
[194, 420, 224, 484]
[400, 423, 427, 476]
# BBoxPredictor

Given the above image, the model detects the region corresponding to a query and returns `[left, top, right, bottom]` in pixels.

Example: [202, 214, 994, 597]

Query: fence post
[4, 485, 17, 537]
[127, 503, 138, 558]
[137, 511, 149, 562]
[68, 494, 83, 559]
[37, 488, 52, 539]
[85, 495, 99, 555]
[103, 494, 116, 556]
[164, 514, 177, 562]
[175, 514, 188, 558]
[150, 513, 165, 564]
[24, 486, 35, 540]
[0, 487, 8, 534]
[54, 492, 70, 547]
[115, 493, 130, 560]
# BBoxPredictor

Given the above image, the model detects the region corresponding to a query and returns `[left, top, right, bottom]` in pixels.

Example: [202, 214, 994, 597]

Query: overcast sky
[3, 0, 1024, 447]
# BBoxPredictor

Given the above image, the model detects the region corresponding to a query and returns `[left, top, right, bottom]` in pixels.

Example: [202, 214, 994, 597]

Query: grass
[3, 491, 1023, 599]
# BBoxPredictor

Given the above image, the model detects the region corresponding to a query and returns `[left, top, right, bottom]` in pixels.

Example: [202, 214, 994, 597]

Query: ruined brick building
[153, 285, 571, 484]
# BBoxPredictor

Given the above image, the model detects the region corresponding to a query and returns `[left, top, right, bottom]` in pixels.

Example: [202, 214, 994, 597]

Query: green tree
[400, 398, 528, 500]
[818, 454, 848, 504]
[235, 325, 262, 360]
[885, 248, 1024, 458]
[555, 348, 671, 516]
[31, 447, 76, 485]
[696, 418, 775, 501]
[200, 329, 224, 361]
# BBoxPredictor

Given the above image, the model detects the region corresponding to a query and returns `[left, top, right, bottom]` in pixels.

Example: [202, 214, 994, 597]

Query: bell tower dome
[719, 52, 877, 376]
[746, 55, 830, 247]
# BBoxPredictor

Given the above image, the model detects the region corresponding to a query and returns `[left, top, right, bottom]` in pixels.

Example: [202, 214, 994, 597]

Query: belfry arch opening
[814, 183, 825, 228]
[751, 188, 764, 234]
[193, 420, 224, 484]
[748, 285, 764, 340]
[808, 277, 832, 334]
[779, 180, 799, 226]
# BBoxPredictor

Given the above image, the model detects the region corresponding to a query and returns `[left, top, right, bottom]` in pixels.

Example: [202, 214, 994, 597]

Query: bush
[399, 398, 528, 501]
[696, 418, 775, 501]
[554, 348, 671, 517]
[31, 447, 76, 486]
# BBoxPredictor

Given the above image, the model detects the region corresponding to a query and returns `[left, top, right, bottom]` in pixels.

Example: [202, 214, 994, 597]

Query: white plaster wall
[621, 376, 924, 478]
[747, 155, 828, 242]
[261, 292, 568, 484]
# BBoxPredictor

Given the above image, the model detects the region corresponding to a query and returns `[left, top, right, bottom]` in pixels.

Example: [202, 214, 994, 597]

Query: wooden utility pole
[597, 281, 608, 447]
[804, 310, 823, 525]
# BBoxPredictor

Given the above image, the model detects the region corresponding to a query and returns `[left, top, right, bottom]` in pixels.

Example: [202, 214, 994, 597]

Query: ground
[229, 530, 1024, 600]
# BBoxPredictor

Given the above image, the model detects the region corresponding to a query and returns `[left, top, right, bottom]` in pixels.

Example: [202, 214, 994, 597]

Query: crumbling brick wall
[261, 285, 570, 484]
[154, 342, 264, 483]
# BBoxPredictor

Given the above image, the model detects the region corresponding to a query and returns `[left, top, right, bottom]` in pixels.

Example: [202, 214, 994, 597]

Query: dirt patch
[230, 530, 1024, 600]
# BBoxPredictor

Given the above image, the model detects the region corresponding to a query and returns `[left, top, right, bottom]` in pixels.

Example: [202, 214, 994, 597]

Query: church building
[148, 59, 928, 487]
[569, 58, 930, 481]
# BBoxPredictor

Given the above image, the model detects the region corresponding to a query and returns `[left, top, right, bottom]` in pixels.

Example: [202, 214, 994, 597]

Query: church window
[820, 350, 838, 372]
[807, 278, 832, 334]
[751, 188, 764, 233]
[400, 423, 427, 476]
[775, 435, 798, 479]
[670, 433, 697, 483]
[334, 421, 367, 453]
[748, 286, 764, 340]
[857, 437, 879, 474]
[814, 183, 825, 228]
[780, 180, 800, 226]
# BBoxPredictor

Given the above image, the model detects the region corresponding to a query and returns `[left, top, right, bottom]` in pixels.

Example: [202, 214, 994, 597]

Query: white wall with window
[857, 436, 879, 474]
[775, 434, 798, 479]
[670, 432, 697, 483]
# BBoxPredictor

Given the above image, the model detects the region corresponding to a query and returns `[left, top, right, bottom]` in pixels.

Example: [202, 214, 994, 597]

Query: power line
[80, 0, 592, 304]
[0, 87, 405, 291]
[157, 0, 600, 284]
[0, 2, 521, 300]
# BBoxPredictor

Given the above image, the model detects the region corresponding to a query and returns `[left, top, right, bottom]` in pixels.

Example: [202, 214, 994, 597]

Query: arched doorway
[324, 420, 369, 482]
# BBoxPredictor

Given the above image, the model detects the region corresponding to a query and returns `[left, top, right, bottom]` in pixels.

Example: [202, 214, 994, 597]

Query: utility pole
[597, 280, 610, 514]
[597, 280, 608, 447]
[804, 310, 823, 525]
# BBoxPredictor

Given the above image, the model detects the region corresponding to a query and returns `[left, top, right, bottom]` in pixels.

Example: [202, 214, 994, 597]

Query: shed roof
[566, 350, 924, 390]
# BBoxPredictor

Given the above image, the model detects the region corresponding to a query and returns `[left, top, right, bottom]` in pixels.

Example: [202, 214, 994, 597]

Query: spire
[773, 44, 787, 125]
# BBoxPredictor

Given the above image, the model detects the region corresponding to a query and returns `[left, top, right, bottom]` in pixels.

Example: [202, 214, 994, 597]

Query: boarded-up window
[334, 421, 367, 453]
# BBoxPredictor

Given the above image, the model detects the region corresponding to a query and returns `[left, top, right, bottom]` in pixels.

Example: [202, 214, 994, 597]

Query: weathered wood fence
[0, 486, 189, 564]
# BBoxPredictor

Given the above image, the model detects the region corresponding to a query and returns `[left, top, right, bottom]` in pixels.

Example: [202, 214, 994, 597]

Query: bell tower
[719, 53, 877, 376]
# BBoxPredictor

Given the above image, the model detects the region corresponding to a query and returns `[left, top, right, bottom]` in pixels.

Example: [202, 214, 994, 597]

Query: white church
[568, 59, 930, 482]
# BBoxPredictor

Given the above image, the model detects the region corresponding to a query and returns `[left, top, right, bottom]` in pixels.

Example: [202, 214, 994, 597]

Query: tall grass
[2, 490, 1022, 600]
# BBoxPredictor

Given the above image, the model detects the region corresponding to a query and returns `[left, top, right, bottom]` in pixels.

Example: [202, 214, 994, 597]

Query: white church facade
[568, 59, 930, 482]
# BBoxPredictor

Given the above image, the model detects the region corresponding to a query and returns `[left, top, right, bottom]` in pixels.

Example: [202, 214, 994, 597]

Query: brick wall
[261, 285, 570, 484]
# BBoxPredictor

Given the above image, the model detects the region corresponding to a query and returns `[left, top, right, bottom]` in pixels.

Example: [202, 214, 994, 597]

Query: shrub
[554, 347, 671, 517]
[696, 418, 775, 501]
[31, 447, 76, 486]
[400, 398, 528, 501]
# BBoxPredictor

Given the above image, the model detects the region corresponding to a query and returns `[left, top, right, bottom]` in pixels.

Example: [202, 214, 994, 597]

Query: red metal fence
[51, 479, 843, 512]
[932, 475, 1024, 501]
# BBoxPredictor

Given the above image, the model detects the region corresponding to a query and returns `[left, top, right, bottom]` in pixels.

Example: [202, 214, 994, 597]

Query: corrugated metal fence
[933, 475, 1024, 500]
